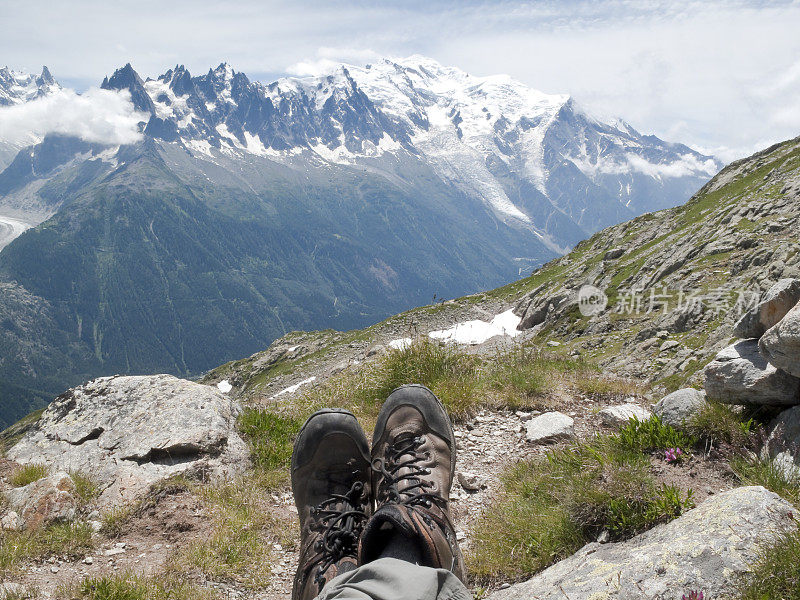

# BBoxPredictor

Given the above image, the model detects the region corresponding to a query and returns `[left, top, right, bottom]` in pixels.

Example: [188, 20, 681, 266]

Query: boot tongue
[359, 504, 427, 564]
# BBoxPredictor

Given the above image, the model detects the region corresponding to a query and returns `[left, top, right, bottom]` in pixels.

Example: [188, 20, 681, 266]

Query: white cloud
[0, 88, 146, 146]
[625, 154, 720, 179]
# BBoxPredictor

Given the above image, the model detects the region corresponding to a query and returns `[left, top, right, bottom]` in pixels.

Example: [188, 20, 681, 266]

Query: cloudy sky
[2, 0, 799, 161]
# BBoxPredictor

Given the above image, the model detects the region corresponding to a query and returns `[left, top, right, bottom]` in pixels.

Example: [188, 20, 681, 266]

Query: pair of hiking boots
[291, 384, 464, 600]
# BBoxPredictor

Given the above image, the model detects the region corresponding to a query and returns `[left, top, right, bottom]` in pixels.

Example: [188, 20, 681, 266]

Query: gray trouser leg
[315, 558, 473, 600]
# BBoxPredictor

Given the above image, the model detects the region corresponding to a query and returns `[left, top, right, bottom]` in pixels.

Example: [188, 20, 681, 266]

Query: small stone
[456, 530, 466, 541]
[457, 472, 482, 492]
[0, 511, 23, 531]
[659, 340, 680, 352]
[83, 556, 94, 564]
[525, 412, 575, 444]
[597, 530, 610, 543]
[50, 566, 60, 573]
[499, 583, 512, 590]
[599, 404, 653, 428]
[104, 548, 125, 556]
[656, 330, 669, 339]
[547, 341, 561, 347]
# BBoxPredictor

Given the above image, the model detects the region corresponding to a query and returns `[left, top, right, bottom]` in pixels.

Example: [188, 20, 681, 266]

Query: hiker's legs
[315, 557, 472, 600]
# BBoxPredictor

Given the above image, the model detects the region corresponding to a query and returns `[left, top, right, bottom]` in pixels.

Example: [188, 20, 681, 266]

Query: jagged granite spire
[101, 63, 154, 114]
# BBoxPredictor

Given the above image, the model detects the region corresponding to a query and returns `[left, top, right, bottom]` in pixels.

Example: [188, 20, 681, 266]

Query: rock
[659, 340, 680, 352]
[704, 340, 800, 405]
[486, 486, 797, 600]
[7, 375, 249, 508]
[653, 388, 707, 429]
[525, 412, 575, 444]
[4, 471, 77, 529]
[365, 344, 386, 357]
[598, 404, 652, 428]
[0, 583, 27, 599]
[0, 511, 22, 531]
[761, 405, 800, 477]
[603, 248, 625, 260]
[734, 279, 800, 339]
[760, 300, 800, 377]
[457, 472, 482, 492]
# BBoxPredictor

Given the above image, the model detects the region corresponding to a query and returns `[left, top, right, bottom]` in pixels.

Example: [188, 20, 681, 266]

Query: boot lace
[310, 480, 367, 587]
[372, 435, 445, 510]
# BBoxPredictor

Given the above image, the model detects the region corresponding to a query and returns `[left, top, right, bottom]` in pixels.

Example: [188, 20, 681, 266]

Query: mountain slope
[0, 57, 721, 426]
[202, 135, 800, 403]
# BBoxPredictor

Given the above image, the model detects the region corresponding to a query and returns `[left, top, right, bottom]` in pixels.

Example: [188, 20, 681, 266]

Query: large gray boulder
[704, 339, 800, 405]
[734, 278, 800, 339]
[487, 486, 797, 600]
[653, 388, 707, 429]
[7, 375, 248, 508]
[762, 405, 800, 478]
[760, 300, 800, 378]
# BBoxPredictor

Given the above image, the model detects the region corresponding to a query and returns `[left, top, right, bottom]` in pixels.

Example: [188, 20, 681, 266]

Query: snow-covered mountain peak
[0, 66, 61, 106]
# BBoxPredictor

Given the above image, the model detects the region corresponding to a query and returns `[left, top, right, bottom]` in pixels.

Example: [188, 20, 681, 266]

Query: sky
[1, 0, 799, 162]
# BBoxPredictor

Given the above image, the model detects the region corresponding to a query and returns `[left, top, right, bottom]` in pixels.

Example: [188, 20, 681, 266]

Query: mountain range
[0, 56, 720, 427]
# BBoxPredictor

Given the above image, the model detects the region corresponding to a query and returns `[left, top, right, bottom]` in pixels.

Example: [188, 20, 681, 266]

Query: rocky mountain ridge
[0, 57, 721, 426]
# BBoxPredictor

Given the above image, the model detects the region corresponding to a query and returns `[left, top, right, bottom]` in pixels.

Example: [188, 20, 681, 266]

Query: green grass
[70, 471, 102, 506]
[731, 454, 800, 506]
[172, 476, 293, 589]
[64, 572, 214, 600]
[0, 522, 94, 576]
[468, 432, 695, 580]
[736, 524, 800, 600]
[8, 463, 49, 487]
[238, 410, 304, 488]
[686, 400, 758, 447]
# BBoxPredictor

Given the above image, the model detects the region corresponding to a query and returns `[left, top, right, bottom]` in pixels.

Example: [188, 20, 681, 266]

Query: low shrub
[611, 415, 695, 454]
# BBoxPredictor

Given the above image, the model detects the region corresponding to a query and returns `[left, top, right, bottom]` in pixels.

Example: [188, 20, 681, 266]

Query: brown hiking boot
[291, 409, 371, 600]
[359, 384, 465, 580]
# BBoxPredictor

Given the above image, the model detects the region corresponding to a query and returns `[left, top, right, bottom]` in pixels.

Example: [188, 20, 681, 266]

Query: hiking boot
[359, 384, 464, 580]
[292, 409, 371, 600]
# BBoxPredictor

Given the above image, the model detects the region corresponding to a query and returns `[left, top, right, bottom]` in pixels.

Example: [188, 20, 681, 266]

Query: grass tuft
[731, 454, 800, 506]
[64, 571, 214, 600]
[0, 522, 94, 576]
[686, 400, 758, 447]
[737, 524, 800, 600]
[238, 411, 304, 489]
[69, 471, 102, 506]
[9, 463, 49, 487]
[468, 433, 695, 580]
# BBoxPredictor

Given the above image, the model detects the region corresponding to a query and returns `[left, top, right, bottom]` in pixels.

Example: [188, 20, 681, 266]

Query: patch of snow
[388, 338, 412, 350]
[272, 376, 317, 398]
[428, 309, 522, 345]
[217, 380, 232, 393]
